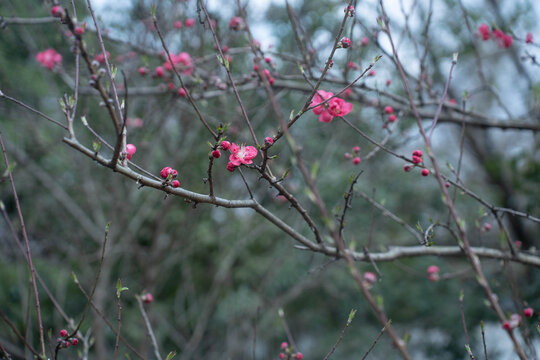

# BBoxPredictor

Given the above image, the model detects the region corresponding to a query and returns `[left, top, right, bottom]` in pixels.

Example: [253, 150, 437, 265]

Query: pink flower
[126, 117, 144, 128]
[328, 97, 353, 117]
[229, 16, 244, 30]
[51, 5, 64, 18]
[229, 143, 258, 166]
[227, 162, 236, 172]
[94, 51, 110, 64]
[126, 144, 136, 160]
[142, 293, 154, 304]
[60, 329, 68, 337]
[171, 180, 180, 188]
[340, 37, 351, 48]
[523, 307, 534, 318]
[478, 23, 490, 40]
[163, 52, 193, 75]
[388, 114, 397, 122]
[160, 167, 177, 179]
[363, 272, 376, 284]
[502, 34, 513, 48]
[155, 66, 165, 77]
[36, 48, 62, 70]
[220, 141, 231, 150]
[174, 20, 182, 29]
[384, 106, 394, 114]
[526, 32, 533, 44]
[361, 36, 369, 46]
[311, 90, 334, 123]
[184, 18, 195, 27]
[280, 342, 288, 350]
[427, 265, 440, 281]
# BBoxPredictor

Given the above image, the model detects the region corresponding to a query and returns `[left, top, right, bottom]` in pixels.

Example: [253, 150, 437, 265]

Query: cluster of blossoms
[501, 307, 535, 330]
[384, 105, 397, 124]
[94, 51, 110, 65]
[310, 90, 353, 123]
[502, 313, 522, 330]
[278, 342, 303, 359]
[160, 166, 180, 188]
[252, 64, 276, 85]
[344, 146, 361, 165]
[162, 52, 193, 75]
[403, 150, 429, 177]
[427, 265, 440, 282]
[171, 18, 196, 29]
[57, 329, 78, 349]
[477, 23, 516, 48]
[36, 48, 62, 70]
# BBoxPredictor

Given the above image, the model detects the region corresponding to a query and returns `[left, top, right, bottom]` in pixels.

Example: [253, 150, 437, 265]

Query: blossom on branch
[228, 143, 258, 167]
[310, 90, 353, 123]
[36, 48, 62, 70]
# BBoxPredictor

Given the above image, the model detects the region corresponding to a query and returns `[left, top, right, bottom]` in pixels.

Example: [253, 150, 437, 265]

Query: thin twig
[136, 296, 163, 360]
[480, 321, 489, 360]
[71, 223, 110, 336]
[323, 309, 356, 360]
[198, 0, 259, 147]
[459, 291, 473, 359]
[73, 279, 145, 359]
[360, 320, 392, 360]
[152, 14, 217, 140]
[0, 309, 41, 358]
[0, 129, 46, 358]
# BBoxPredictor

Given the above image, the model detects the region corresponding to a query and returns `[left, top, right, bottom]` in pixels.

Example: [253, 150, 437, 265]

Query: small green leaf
[150, 4, 156, 17]
[111, 65, 117, 79]
[282, 168, 290, 179]
[71, 271, 79, 284]
[81, 115, 88, 126]
[347, 309, 357, 324]
[297, 62, 304, 74]
[216, 54, 224, 65]
[116, 279, 128, 298]
[310, 161, 319, 179]
[166, 351, 177, 360]
[92, 140, 101, 153]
